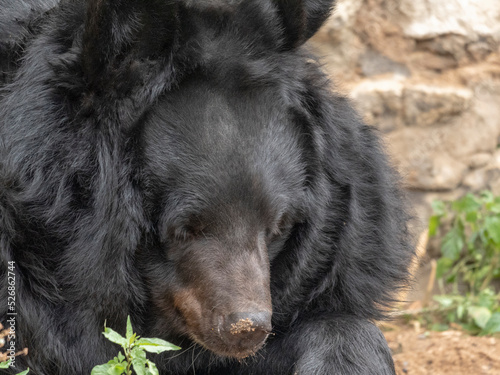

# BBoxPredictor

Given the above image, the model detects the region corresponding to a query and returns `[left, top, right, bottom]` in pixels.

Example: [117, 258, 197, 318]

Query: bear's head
[78, 0, 335, 359]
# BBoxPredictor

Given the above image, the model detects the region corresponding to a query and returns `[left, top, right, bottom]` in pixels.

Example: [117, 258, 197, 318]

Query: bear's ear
[273, 0, 335, 49]
[81, 0, 180, 92]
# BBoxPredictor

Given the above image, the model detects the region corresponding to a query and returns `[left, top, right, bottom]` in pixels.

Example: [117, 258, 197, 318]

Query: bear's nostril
[220, 311, 272, 353]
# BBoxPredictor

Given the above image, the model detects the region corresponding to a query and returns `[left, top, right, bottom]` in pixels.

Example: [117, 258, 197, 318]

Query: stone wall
[310, 0, 500, 230]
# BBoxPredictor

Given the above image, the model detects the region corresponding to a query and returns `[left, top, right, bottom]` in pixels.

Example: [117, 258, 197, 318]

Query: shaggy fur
[0, 0, 414, 374]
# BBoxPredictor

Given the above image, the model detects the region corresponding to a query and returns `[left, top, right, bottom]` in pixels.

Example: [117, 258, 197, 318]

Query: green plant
[430, 191, 500, 293]
[91, 316, 180, 375]
[0, 359, 29, 374]
[425, 191, 500, 335]
[431, 288, 500, 335]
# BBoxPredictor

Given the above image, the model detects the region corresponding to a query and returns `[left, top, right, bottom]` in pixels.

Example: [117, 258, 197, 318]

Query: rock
[467, 39, 496, 62]
[360, 49, 411, 77]
[491, 176, 500, 196]
[316, 0, 500, 202]
[463, 166, 500, 193]
[397, 0, 500, 40]
[460, 149, 500, 192]
[350, 78, 405, 132]
[310, 0, 364, 81]
[310, 30, 364, 81]
[409, 51, 459, 72]
[408, 153, 468, 191]
[462, 169, 488, 191]
[416, 35, 470, 65]
[328, 0, 363, 30]
[444, 94, 500, 158]
[386, 128, 468, 191]
[487, 149, 500, 195]
[468, 153, 493, 169]
[403, 84, 473, 127]
[493, 150, 500, 167]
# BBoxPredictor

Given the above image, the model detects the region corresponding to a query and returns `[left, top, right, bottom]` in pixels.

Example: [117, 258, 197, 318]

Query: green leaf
[429, 215, 441, 236]
[130, 345, 148, 374]
[460, 322, 481, 335]
[430, 323, 449, 332]
[462, 194, 482, 213]
[465, 210, 478, 223]
[91, 358, 127, 375]
[483, 312, 500, 335]
[131, 346, 147, 360]
[136, 337, 181, 353]
[446, 310, 457, 323]
[131, 346, 159, 375]
[116, 352, 125, 363]
[126, 316, 134, 342]
[468, 306, 492, 329]
[436, 257, 454, 278]
[108, 363, 127, 375]
[146, 360, 160, 375]
[481, 190, 495, 204]
[466, 231, 479, 250]
[431, 200, 446, 216]
[131, 356, 147, 375]
[489, 203, 500, 214]
[477, 290, 496, 309]
[485, 216, 500, 244]
[433, 295, 454, 308]
[103, 327, 128, 347]
[441, 229, 464, 261]
[91, 364, 115, 375]
[0, 361, 29, 374]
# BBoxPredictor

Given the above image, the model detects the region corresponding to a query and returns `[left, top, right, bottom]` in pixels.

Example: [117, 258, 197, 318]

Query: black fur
[0, 0, 414, 374]
[0, 0, 60, 85]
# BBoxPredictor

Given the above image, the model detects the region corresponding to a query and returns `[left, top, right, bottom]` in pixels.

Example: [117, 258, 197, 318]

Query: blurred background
[308, 1, 500, 373]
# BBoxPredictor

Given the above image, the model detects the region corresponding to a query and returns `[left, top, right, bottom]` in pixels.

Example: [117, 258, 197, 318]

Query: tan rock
[328, 0, 363, 29]
[467, 40, 496, 62]
[467, 153, 493, 169]
[397, 0, 500, 40]
[462, 169, 488, 191]
[485, 150, 500, 195]
[409, 51, 458, 72]
[463, 165, 500, 193]
[417, 35, 470, 64]
[407, 153, 468, 191]
[350, 78, 405, 132]
[491, 149, 500, 167]
[403, 84, 473, 127]
[444, 95, 500, 158]
[360, 49, 410, 77]
[316, 0, 500, 197]
[310, 0, 364, 81]
[386, 128, 468, 191]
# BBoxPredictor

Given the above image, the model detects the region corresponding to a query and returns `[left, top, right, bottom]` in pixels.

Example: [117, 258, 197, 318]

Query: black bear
[0, 0, 414, 374]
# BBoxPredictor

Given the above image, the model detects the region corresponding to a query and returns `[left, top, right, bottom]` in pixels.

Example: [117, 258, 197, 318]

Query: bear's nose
[220, 311, 272, 353]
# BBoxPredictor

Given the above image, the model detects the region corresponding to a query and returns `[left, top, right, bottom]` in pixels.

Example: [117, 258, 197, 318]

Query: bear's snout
[219, 311, 272, 355]
[167, 234, 273, 358]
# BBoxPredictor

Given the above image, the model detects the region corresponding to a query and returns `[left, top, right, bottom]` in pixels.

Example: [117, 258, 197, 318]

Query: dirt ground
[384, 326, 500, 375]
[375, 230, 497, 375]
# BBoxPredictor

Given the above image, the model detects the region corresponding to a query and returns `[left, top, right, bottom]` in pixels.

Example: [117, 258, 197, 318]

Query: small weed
[417, 191, 500, 335]
[0, 359, 29, 374]
[91, 316, 180, 375]
[429, 191, 500, 293]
